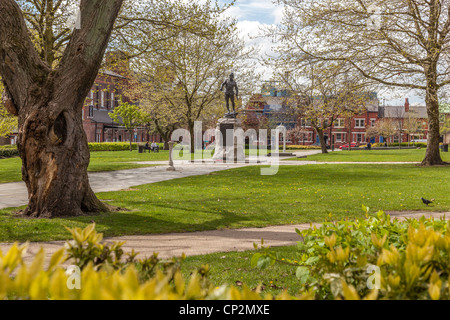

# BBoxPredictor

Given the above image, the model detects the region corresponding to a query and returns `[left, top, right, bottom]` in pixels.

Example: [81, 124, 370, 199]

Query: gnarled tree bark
[0, 0, 124, 218]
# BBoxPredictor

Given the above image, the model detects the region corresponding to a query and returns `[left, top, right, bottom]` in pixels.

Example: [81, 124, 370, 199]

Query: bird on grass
[422, 198, 433, 206]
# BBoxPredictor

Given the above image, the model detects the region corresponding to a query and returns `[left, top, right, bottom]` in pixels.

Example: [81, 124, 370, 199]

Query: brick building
[1, 66, 161, 146]
[243, 89, 381, 147]
[82, 69, 160, 144]
[378, 98, 429, 144]
[243, 88, 437, 148]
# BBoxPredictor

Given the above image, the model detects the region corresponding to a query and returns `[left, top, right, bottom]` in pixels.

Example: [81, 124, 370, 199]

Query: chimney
[405, 98, 410, 113]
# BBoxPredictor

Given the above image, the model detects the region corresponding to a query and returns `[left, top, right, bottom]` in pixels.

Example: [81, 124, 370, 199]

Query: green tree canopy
[109, 102, 150, 151]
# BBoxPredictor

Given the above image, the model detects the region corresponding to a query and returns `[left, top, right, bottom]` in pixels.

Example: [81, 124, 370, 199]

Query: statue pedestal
[212, 118, 245, 163]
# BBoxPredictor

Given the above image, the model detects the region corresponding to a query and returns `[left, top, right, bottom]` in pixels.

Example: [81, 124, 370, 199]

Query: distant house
[243, 88, 381, 147]
[243, 83, 445, 148]
[379, 99, 429, 144]
[443, 113, 450, 144]
[82, 69, 154, 143]
[81, 53, 161, 144]
[1, 67, 161, 146]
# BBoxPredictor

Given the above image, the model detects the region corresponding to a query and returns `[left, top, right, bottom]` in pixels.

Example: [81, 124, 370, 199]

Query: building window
[355, 119, 365, 128]
[335, 119, 345, 128]
[96, 128, 102, 143]
[101, 91, 105, 108]
[111, 92, 115, 109]
[371, 119, 376, 127]
[88, 105, 94, 118]
[354, 133, 365, 142]
[301, 119, 312, 128]
[95, 86, 100, 108]
[106, 91, 111, 109]
[336, 133, 343, 142]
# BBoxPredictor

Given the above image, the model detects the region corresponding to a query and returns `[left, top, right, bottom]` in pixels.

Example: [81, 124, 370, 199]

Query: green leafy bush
[253, 207, 450, 300]
[0, 146, 18, 158]
[0, 224, 300, 300]
[285, 145, 321, 150]
[88, 142, 140, 152]
[372, 142, 427, 148]
[0, 143, 166, 155]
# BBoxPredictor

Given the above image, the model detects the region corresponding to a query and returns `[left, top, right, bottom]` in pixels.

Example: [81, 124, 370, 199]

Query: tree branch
[0, 0, 50, 110]
[54, 0, 124, 108]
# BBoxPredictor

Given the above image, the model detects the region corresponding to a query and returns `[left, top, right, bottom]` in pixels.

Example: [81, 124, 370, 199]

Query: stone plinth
[212, 118, 245, 162]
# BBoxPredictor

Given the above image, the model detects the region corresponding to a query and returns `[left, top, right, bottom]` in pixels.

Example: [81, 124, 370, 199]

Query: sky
[220, 0, 426, 106]
[220, 0, 282, 81]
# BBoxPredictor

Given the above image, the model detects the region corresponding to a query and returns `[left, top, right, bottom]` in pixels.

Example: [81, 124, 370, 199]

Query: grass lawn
[286, 149, 450, 163]
[0, 164, 448, 242]
[0, 150, 169, 184]
[181, 246, 301, 296]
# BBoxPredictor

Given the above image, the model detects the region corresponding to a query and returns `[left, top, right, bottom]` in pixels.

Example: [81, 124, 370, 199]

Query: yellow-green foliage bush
[286, 145, 321, 150]
[88, 142, 139, 152]
[0, 224, 300, 300]
[253, 208, 450, 300]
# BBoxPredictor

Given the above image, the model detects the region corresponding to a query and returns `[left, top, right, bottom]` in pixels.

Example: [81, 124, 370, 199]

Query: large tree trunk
[0, 0, 124, 218]
[18, 105, 107, 218]
[422, 69, 445, 166]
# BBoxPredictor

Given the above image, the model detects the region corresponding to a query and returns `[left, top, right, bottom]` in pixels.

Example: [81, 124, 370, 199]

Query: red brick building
[378, 99, 429, 144]
[82, 69, 160, 144]
[243, 92, 434, 148]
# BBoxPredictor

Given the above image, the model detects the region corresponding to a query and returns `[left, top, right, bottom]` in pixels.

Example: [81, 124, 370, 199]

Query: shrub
[88, 142, 139, 152]
[253, 207, 450, 300]
[372, 142, 427, 148]
[0, 224, 299, 300]
[285, 145, 321, 150]
[0, 145, 17, 150]
[0, 142, 170, 157]
[0, 146, 18, 158]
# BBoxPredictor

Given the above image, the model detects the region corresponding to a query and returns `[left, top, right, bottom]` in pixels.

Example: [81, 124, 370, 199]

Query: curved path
[1, 212, 448, 266]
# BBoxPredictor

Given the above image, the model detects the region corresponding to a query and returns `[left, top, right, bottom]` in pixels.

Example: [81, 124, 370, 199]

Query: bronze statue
[220, 73, 239, 118]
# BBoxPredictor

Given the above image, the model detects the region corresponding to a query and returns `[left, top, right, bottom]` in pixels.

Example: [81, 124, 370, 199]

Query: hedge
[0, 143, 170, 158]
[372, 142, 427, 148]
[0, 146, 18, 158]
[88, 142, 139, 152]
[0, 224, 297, 300]
[253, 208, 450, 300]
[4, 214, 450, 300]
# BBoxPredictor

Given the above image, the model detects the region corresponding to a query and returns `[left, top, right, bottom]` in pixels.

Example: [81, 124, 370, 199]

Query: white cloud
[235, 20, 279, 80]
[221, 0, 284, 80]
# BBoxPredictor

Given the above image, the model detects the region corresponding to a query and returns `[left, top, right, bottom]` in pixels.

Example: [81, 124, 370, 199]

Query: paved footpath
[1, 212, 448, 266]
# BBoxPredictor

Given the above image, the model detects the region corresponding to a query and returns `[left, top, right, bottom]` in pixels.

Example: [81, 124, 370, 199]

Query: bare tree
[376, 118, 399, 145]
[15, 0, 234, 68]
[274, 0, 450, 165]
[0, 81, 17, 138]
[404, 113, 422, 146]
[277, 62, 369, 153]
